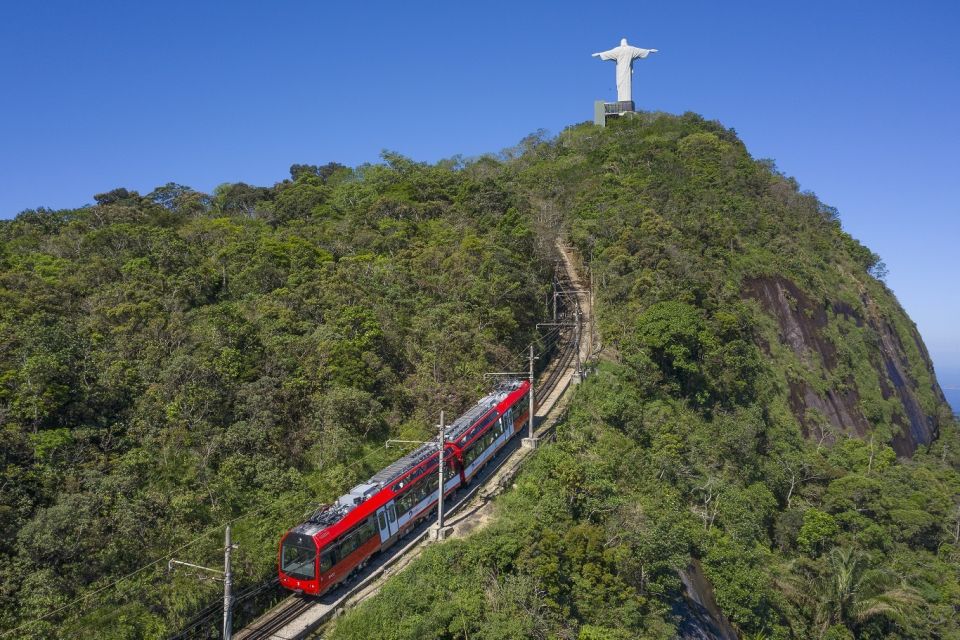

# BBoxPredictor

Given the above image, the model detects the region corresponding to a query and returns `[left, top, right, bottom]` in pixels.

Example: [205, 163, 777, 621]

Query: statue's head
[621, 38, 628, 46]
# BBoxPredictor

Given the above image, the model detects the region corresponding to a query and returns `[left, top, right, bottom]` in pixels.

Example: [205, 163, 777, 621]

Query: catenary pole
[575, 305, 582, 380]
[223, 526, 232, 640]
[552, 281, 558, 321]
[437, 411, 445, 531]
[528, 344, 536, 439]
[167, 534, 233, 637]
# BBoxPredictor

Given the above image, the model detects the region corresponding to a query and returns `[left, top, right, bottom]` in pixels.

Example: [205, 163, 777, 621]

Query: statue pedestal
[593, 100, 636, 127]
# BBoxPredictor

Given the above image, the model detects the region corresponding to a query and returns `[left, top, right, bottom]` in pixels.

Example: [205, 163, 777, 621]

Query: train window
[319, 547, 336, 573]
[340, 532, 358, 557]
[334, 518, 375, 561]
[396, 491, 414, 517]
[396, 470, 443, 516]
[378, 511, 387, 531]
[282, 539, 317, 580]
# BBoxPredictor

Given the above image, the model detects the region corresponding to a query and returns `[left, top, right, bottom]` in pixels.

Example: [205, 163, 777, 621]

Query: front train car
[278, 490, 381, 596]
[279, 527, 320, 592]
[278, 379, 532, 596]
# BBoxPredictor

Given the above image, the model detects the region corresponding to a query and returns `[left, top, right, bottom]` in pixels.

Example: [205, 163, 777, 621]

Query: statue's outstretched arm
[631, 47, 658, 60]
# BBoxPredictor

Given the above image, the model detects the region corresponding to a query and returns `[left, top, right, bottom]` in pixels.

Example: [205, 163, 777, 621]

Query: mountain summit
[329, 114, 960, 640]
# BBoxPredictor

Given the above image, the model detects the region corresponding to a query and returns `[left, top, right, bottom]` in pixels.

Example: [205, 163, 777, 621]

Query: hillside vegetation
[328, 115, 960, 640]
[0, 155, 553, 637]
[2, 113, 957, 640]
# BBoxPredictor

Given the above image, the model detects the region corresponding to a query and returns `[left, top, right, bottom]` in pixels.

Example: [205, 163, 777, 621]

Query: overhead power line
[1, 441, 406, 638]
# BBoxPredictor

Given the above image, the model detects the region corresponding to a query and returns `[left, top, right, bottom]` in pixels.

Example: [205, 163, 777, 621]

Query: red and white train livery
[278, 380, 531, 595]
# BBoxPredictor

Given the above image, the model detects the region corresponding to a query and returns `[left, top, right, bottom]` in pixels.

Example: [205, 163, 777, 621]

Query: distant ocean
[945, 388, 960, 416]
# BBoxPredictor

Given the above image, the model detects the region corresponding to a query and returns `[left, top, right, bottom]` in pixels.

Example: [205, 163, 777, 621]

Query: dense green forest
[2, 113, 958, 640]
[327, 115, 960, 640]
[0, 154, 553, 637]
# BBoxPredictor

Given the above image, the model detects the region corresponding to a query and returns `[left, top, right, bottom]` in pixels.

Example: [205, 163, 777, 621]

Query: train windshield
[281, 537, 316, 580]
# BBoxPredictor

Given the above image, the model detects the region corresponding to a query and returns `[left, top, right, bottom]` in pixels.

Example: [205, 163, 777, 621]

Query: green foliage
[632, 301, 708, 401]
[327, 114, 959, 640]
[0, 156, 551, 637]
[797, 509, 840, 554]
[3, 113, 957, 640]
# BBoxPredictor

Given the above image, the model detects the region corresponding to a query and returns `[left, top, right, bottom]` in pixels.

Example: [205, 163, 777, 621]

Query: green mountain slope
[1, 113, 956, 639]
[328, 115, 960, 640]
[0, 159, 552, 637]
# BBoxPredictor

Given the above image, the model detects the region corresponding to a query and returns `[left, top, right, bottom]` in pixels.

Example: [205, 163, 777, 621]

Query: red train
[278, 380, 531, 595]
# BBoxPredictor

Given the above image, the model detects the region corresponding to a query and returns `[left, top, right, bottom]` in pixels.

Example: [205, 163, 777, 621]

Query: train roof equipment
[295, 379, 525, 536]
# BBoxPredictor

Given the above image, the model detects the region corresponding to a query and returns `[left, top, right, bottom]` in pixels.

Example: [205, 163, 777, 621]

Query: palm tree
[813, 546, 920, 637]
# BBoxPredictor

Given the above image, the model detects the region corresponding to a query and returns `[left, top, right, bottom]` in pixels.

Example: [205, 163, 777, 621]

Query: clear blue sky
[1, 1, 957, 384]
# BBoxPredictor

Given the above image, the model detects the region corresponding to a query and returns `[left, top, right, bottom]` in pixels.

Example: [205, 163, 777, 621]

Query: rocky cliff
[744, 275, 946, 456]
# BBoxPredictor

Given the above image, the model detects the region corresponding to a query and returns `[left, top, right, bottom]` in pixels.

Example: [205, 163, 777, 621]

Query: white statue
[592, 38, 658, 102]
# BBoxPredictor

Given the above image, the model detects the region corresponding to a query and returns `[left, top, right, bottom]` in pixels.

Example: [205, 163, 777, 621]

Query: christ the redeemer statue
[592, 38, 658, 103]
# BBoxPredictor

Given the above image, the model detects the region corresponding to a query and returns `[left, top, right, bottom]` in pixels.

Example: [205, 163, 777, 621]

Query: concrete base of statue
[594, 100, 636, 126]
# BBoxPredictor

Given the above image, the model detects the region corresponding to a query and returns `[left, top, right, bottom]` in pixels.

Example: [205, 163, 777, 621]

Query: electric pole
[552, 281, 558, 321]
[223, 526, 232, 640]
[574, 304, 582, 381]
[437, 411, 445, 533]
[521, 343, 539, 448]
[537, 306, 583, 387]
[589, 257, 597, 359]
[529, 344, 535, 440]
[386, 411, 451, 541]
[167, 527, 235, 640]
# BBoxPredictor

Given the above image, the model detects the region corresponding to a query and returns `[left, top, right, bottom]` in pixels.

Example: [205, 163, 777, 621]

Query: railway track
[168, 578, 281, 640]
[240, 595, 314, 640]
[532, 269, 584, 444]
[180, 251, 588, 640]
[536, 294, 580, 407]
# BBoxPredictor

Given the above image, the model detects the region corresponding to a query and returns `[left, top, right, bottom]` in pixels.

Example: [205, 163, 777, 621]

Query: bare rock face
[743, 276, 945, 456]
[673, 560, 739, 640]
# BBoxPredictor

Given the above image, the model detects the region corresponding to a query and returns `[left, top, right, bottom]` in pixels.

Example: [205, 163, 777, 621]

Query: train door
[376, 506, 390, 543]
[376, 502, 398, 543]
[502, 408, 513, 434]
[386, 502, 397, 534]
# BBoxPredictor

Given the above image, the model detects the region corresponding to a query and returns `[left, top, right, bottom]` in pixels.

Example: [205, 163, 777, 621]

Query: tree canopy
[328, 114, 959, 640]
[2, 114, 957, 640]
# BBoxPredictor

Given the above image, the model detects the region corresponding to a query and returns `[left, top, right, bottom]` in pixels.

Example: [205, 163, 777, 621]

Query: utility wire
[8, 279, 573, 636]
[1, 441, 410, 638]
[501, 324, 564, 374]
